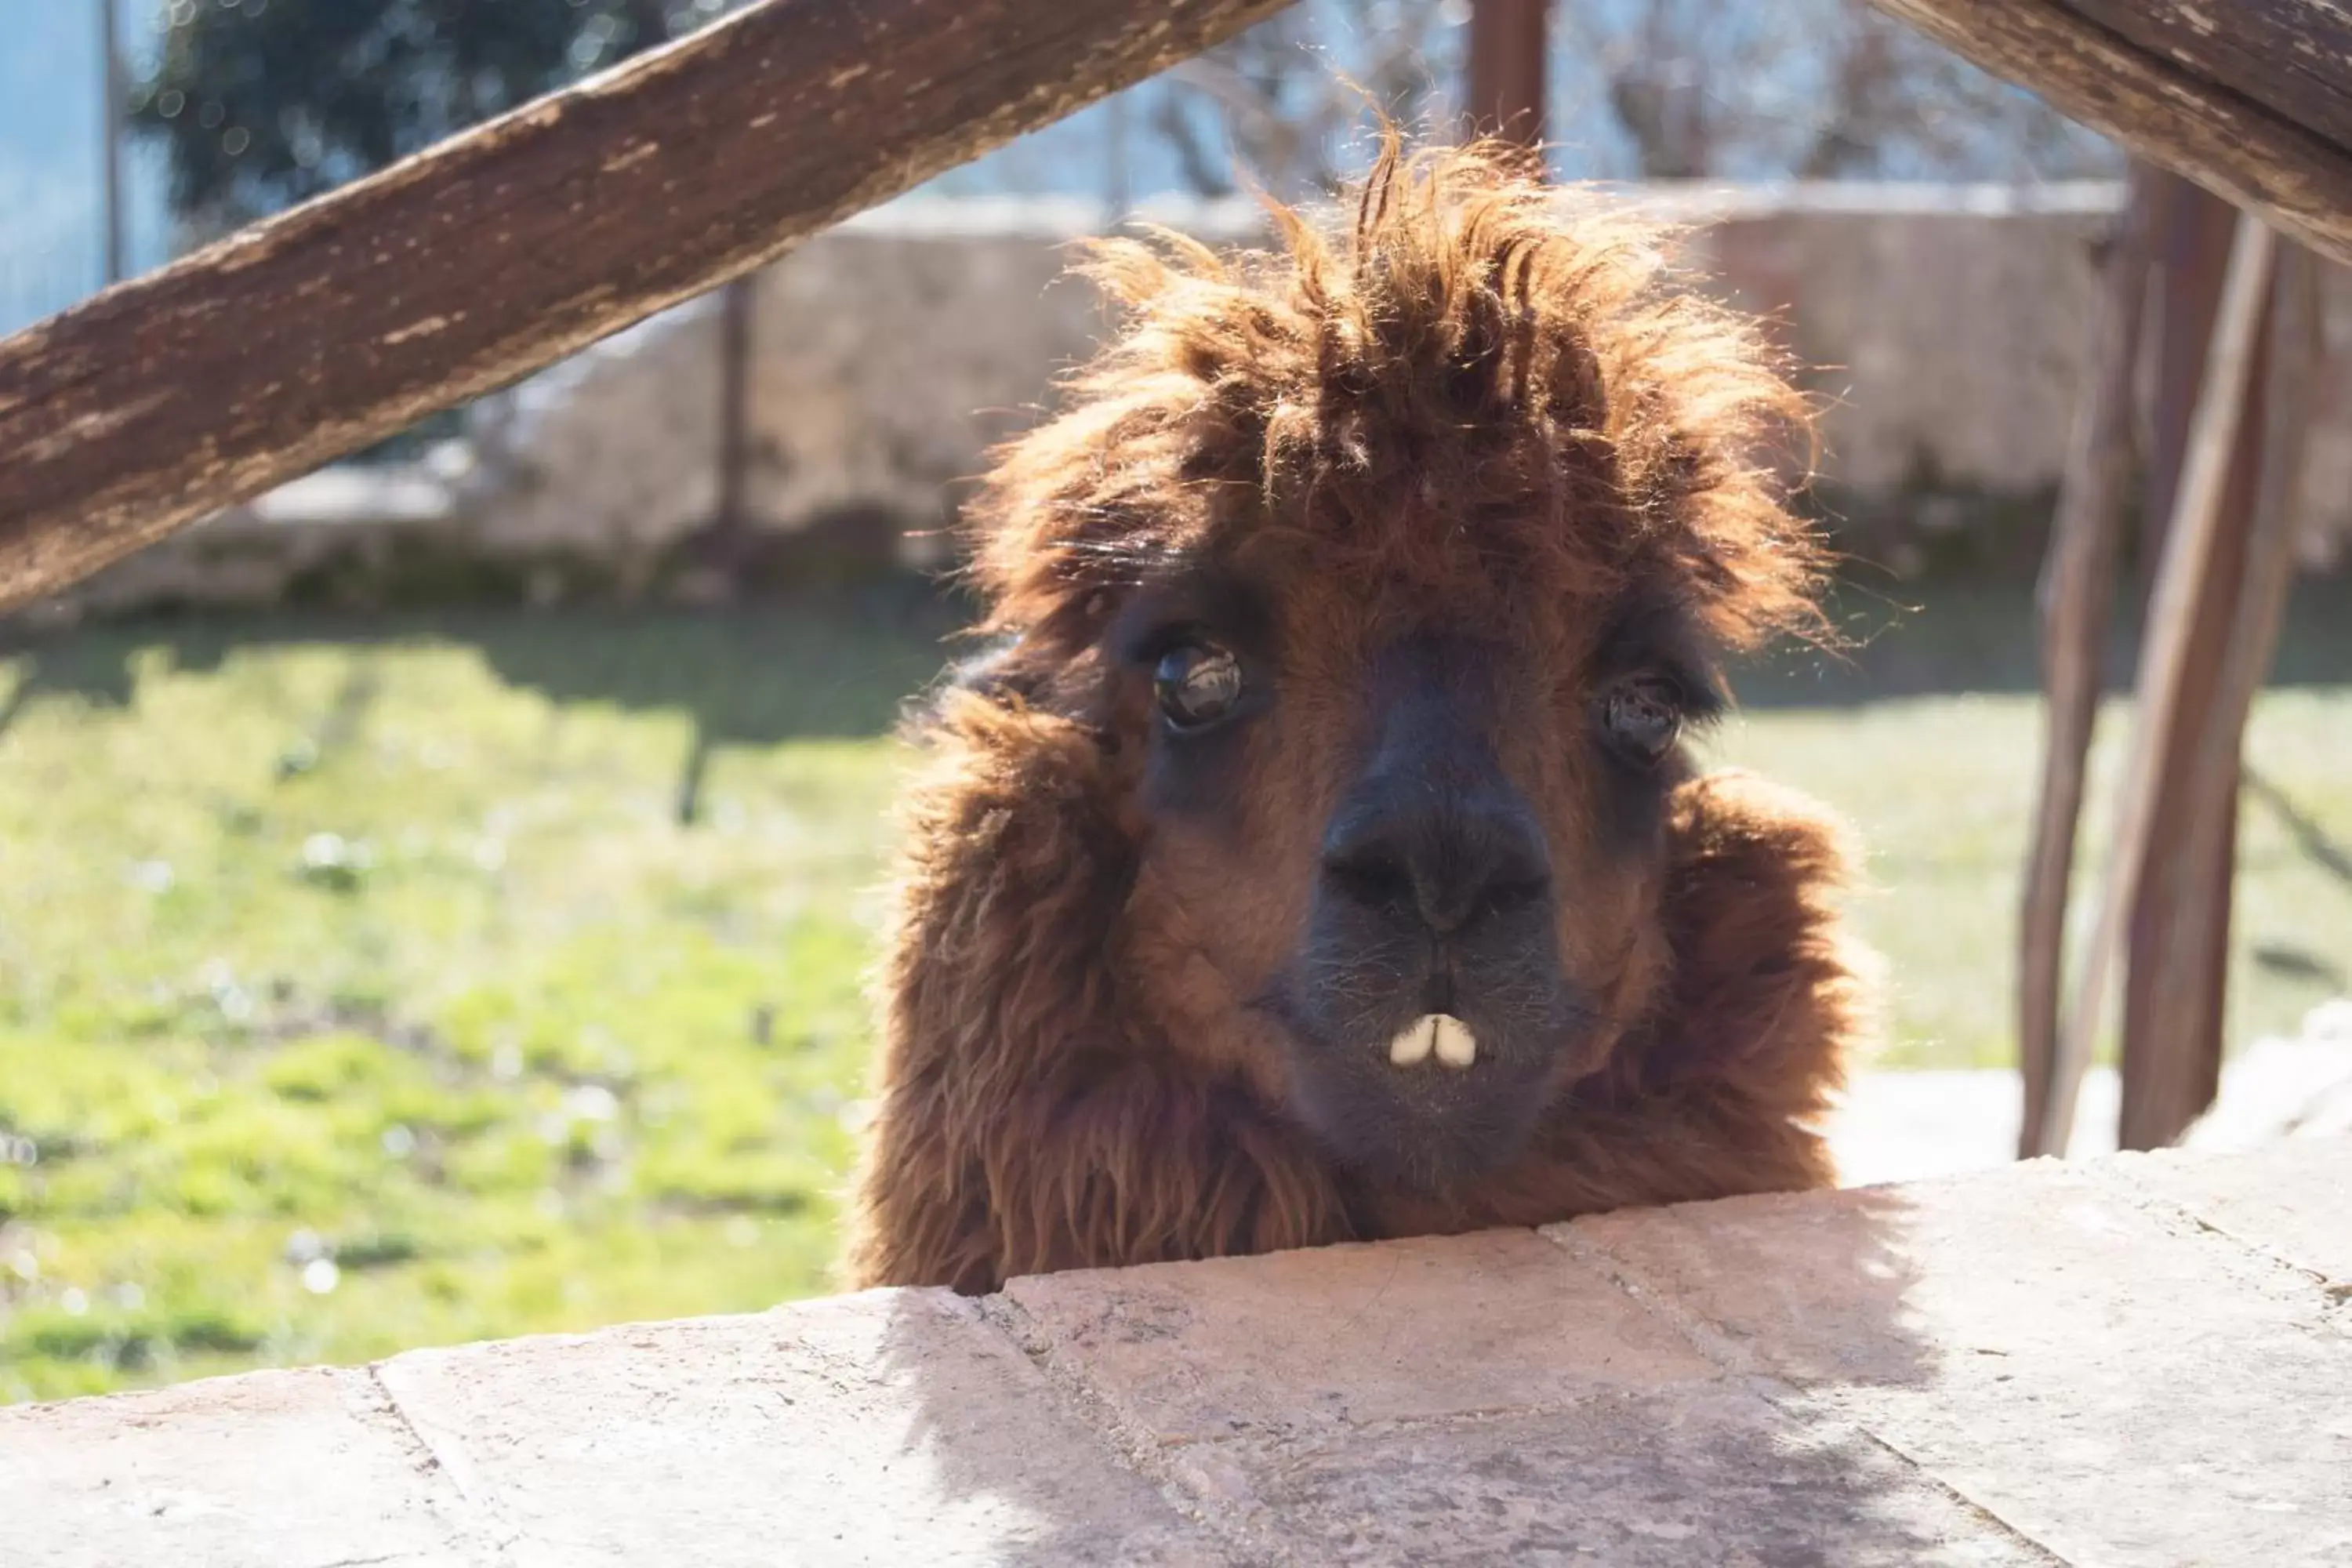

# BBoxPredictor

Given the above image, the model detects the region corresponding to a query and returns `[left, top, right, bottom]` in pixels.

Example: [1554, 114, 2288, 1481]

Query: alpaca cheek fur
[1504, 703, 1678, 1045]
[1118, 855, 1302, 1101]
[1127, 677, 1356, 995]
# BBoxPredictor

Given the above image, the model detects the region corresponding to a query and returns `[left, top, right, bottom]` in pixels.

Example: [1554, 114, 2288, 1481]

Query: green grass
[1, 588, 2347, 1402]
[0, 603, 949, 1402]
[1704, 689, 2352, 1070]
[1712, 579, 2352, 1069]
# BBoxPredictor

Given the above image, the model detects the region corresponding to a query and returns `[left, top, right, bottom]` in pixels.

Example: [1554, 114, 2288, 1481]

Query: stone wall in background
[31, 184, 2352, 619]
[466, 198, 1234, 587]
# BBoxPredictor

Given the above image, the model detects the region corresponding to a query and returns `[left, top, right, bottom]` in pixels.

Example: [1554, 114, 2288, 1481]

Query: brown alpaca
[848, 136, 1876, 1295]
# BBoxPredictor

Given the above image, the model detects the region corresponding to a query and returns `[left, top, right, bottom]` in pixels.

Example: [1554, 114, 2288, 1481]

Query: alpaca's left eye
[1154, 643, 1244, 731]
[1602, 676, 1682, 762]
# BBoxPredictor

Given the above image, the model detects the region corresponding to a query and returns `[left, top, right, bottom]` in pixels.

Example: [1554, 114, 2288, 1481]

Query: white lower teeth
[1388, 1016, 1436, 1066]
[1432, 1014, 1478, 1069]
[1388, 1013, 1477, 1069]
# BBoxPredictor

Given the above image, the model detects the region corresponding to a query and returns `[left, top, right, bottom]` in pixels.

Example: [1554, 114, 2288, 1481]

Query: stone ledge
[3, 1138, 2347, 1566]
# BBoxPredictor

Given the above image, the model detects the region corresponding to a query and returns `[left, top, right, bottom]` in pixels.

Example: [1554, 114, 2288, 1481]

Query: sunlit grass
[1, 593, 2346, 1400]
[1706, 687, 2352, 1070]
[0, 607, 937, 1402]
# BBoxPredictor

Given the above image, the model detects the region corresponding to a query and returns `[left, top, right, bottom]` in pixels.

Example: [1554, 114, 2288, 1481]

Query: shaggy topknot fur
[972, 136, 1824, 670]
[847, 136, 1873, 1295]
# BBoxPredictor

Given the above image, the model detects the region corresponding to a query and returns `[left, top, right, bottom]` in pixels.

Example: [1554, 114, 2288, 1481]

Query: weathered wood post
[2034, 212, 2278, 1157]
[711, 276, 759, 564]
[2129, 241, 2325, 1141]
[2016, 169, 2154, 1157]
[2114, 177, 2269, 1151]
[1465, 0, 1550, 147]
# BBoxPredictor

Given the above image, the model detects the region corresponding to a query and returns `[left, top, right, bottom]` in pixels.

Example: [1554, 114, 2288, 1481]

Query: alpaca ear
[941, 632, 1046, 707]
[935, 622, 1113, 731]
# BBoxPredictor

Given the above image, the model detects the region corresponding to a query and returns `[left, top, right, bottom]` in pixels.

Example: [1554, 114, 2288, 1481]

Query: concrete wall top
[843, 181, 2132, 241]
[5, 1137, 2349, 1566]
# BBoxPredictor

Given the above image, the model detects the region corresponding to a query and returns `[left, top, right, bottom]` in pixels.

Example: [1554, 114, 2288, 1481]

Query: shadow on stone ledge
[871, 1187, 1972, 1565]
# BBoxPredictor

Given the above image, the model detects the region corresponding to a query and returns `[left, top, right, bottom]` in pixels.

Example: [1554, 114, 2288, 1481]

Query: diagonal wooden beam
[2061, 0, 2352, 154]
[0, 0, 1296, 612]
[2122, 238, 2322, 1151]
[2033, 209, 2278, 1159]
[2114, 176, 2263, 1155]
[1860, 2, 2352, 270]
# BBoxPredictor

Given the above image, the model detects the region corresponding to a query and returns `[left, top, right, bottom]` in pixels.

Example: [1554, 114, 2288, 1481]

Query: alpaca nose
[1319, 787, 1552, 935]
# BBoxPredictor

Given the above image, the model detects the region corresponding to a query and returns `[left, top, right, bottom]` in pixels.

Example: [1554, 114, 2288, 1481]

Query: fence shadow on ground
[4, 576, 2350, 792]
[0, 582, 978, 820]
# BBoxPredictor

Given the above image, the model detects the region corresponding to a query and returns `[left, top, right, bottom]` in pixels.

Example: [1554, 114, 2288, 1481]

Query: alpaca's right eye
[1153, 643, 1244, 731]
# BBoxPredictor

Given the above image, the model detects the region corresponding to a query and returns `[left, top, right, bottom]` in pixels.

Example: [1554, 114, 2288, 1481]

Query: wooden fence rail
[0, 0, 1292, 611]
[1864, 1, 2352, 264]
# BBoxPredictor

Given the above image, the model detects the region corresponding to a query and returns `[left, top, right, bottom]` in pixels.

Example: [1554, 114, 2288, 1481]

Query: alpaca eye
[1153, 643, 1244, 731]
[1603, 676, 1682, 762]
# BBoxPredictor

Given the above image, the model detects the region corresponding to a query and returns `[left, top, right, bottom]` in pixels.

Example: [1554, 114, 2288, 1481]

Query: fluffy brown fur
[847, 136, 1875, 1295]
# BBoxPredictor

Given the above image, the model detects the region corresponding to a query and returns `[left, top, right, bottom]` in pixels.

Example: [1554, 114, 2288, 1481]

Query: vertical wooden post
[2016, 170, 2154, 1157]
[2115, 182, 2278, 1150]
[1465, 0, 1550, 148]
[713, 274, 757, 549]
[2036, 212, 2278, 1159]
[2140, 179, 2241, 582]
[2132, 242, 2323, 1136]
[2119, 335, 2273, 1147]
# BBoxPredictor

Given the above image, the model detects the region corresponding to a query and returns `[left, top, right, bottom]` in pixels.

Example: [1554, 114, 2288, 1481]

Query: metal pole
[99, 0, 125, 284]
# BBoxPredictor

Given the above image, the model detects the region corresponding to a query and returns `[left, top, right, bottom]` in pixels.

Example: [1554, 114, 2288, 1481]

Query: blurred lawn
[2, 586, 2347, 1402]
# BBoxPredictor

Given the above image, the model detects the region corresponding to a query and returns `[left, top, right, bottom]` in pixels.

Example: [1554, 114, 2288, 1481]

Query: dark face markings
[1105, 555, 1724, 1193]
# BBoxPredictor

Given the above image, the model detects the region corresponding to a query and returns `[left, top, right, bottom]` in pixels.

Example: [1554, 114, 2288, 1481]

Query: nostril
[1424, 859, 1548, 935]
[1321, 800, 1552, 931]
[1324, 847, 1550, 932]
[1480, 869, 1552, 920]
[1322, 844, 1417, 916]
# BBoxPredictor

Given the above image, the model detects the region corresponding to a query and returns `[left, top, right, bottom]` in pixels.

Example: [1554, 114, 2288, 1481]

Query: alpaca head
[958, 138, 1824, 1194]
